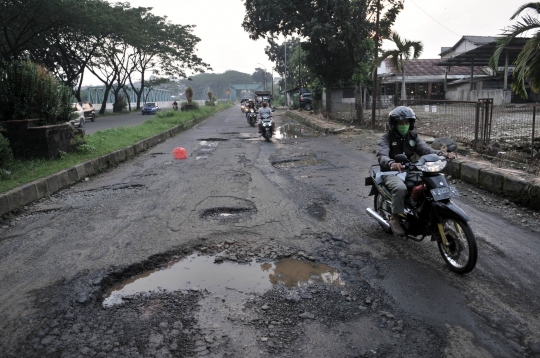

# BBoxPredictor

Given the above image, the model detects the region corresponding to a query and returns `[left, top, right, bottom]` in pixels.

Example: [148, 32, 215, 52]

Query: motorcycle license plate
[430, 186, 460, 201]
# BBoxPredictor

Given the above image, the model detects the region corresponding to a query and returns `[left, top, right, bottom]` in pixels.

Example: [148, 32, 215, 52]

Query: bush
[185, 86, 194, 104]
[181, 101, 199, 110]
[206, 90, 216, 106]
[0, 60, 73, 124]
[0, 134, 13, 170]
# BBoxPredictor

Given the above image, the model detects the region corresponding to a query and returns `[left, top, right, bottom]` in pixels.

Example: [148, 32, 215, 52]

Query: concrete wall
[445, 89, 512, 105]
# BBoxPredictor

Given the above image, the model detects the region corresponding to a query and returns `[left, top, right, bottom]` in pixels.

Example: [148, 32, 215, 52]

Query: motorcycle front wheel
[437, 219, 477, 274]
[373, 192, 392, 233]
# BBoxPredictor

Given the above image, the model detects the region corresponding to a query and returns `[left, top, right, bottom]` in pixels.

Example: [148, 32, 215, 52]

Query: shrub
[0, 60, 73, 124]
[185, 86, 194, 104]
[181, 101, 199, 110]
[0, 134, 13, 170]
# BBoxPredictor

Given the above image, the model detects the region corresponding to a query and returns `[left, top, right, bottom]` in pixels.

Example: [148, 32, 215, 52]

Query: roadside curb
[286, 109, 540, 211]
[285, 110, 350, 134]
[0, 115, 208, 217]
[446, 160, 540, 210]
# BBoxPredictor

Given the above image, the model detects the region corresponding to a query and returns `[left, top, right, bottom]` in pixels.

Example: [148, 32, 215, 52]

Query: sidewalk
[285, 109, 540, 211]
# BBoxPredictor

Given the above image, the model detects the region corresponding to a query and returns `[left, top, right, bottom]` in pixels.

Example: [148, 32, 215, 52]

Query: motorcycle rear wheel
[373, 192, 392, 233]
[436, 219, 477, 274]
[304, 103, 313, 111]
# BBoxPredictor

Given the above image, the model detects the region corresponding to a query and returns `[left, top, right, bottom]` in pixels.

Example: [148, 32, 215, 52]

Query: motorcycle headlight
[416, 160, 447, 172]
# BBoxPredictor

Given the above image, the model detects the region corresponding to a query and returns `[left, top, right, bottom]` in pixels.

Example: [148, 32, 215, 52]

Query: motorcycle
[260, 112, 273, 141]
[247, 109, 258, 127]
[172, 103, 179, 111]
[365, 144, 477, 274]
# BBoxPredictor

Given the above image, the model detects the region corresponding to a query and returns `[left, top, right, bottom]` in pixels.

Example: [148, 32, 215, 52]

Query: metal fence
[357, 99, 539, 164]
[314, 99, 539, 162]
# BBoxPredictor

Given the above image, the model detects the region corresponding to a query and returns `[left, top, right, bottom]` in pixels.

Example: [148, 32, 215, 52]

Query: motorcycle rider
[376, 106, 455, 236]
[172, 100, 178, 110]
[246, 98, 256, 122]
[257, 101, 274, 134]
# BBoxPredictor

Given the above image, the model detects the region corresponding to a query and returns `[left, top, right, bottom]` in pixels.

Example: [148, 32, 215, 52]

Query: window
[381, 84, 395, 96]
[342, 88, 355, 98]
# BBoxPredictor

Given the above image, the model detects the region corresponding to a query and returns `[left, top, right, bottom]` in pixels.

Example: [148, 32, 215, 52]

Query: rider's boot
[389, 214, 405, 236]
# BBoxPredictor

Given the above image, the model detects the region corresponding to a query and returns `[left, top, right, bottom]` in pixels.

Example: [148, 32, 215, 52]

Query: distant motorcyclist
[376, 106, 455, 236]
[246, 99, 256, 122]
[172, 100, 178, 110]
[257, 101, 274, 134]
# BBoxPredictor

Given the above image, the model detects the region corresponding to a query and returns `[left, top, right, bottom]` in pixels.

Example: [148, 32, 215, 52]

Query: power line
[410, 0, 461, 37]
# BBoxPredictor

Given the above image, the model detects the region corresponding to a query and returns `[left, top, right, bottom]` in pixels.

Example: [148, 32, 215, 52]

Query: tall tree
[377, 32, 423, 102]
[0, 0, 77, 63]
[490, 2, 540, 99]
[264, 37, 300, 81]
[31, 0, 115, 101]
[243, 0, 402, 116]
[129, 15, 210, 109]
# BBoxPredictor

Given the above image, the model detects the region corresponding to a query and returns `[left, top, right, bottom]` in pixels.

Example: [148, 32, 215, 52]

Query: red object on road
[173, 147, 187, 159]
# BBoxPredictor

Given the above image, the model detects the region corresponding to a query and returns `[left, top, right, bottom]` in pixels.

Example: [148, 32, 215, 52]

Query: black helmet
[388, 106, 416, 131]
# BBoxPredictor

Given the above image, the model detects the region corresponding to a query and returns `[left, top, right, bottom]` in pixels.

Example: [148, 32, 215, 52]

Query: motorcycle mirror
[394, 154, 409, 163]
[447, 143, 457, 152]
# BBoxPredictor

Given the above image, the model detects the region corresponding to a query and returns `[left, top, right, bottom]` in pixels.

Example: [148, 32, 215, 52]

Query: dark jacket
[377, 130, 441, 171]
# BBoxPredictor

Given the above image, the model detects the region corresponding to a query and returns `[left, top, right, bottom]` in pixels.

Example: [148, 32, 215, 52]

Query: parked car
[70, 103, 85, 128]
[142, 102, 161, 115]
[79, 101, 95, 122]
[299, 92, 312, 111]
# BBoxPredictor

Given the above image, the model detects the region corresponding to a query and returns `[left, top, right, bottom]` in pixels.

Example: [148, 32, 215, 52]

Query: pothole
[306, 203, 327, 220]
[275, 123, 320, 139]
[200, 207, 255, 219]
[197, 197, 256, 220]
[271, 157, 326, 168]
[197, 138, 228, 142]
[103, 255, 344, 307]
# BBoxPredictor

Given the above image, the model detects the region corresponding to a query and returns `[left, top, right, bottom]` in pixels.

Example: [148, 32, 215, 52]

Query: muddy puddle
[103, 255, 343, 307]
[275, 123, 319, 139]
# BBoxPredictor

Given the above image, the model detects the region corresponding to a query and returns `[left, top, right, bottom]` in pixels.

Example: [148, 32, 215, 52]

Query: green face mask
[397, 124, 410, 135]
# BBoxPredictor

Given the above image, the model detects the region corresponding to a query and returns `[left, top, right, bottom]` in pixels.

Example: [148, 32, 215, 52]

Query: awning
[436, 38, 527, 67]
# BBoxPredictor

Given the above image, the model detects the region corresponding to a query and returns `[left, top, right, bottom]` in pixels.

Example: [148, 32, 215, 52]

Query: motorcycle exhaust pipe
[366, 208, 391, 231]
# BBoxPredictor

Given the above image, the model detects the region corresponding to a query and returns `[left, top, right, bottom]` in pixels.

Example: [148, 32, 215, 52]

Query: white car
[70, 103, 85, 128]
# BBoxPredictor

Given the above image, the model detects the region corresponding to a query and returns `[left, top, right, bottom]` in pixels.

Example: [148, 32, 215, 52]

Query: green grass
[0, 103, 232, 193]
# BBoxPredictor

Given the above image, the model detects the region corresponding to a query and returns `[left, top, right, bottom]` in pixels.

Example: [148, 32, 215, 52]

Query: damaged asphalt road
[1, 106, 539, 357]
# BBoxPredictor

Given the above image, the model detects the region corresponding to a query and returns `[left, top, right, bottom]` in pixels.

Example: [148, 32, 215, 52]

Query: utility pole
[284, 38, 287, 106]
[298, 46, 301, 88]
[271, 68, 274, 101]
[371, 0, 381, 129]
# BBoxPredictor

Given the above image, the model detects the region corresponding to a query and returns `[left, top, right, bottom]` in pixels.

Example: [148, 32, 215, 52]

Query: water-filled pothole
[197, 138, 228, 142]
[275, 123, 319, 139]
[200, 207, 255, 219]
[103, 255, 343, 307]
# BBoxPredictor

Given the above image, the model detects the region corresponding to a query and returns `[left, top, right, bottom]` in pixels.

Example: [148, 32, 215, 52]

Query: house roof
[439, 36, 497, 57]
[436, 37, 527, 67]
[381, 59, 487, 77]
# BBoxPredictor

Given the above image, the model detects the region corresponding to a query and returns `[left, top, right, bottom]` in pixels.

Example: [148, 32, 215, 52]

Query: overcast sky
[84, 0, 525, 85]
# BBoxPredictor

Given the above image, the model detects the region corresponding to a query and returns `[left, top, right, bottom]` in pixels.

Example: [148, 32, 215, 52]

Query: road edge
[286, 109, 540, 211]
[0, 114, 208, 217]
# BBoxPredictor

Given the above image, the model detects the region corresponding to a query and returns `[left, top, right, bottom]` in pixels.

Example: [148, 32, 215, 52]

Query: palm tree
[490, 2, 540, 99]
[376, 32, 423, 102]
